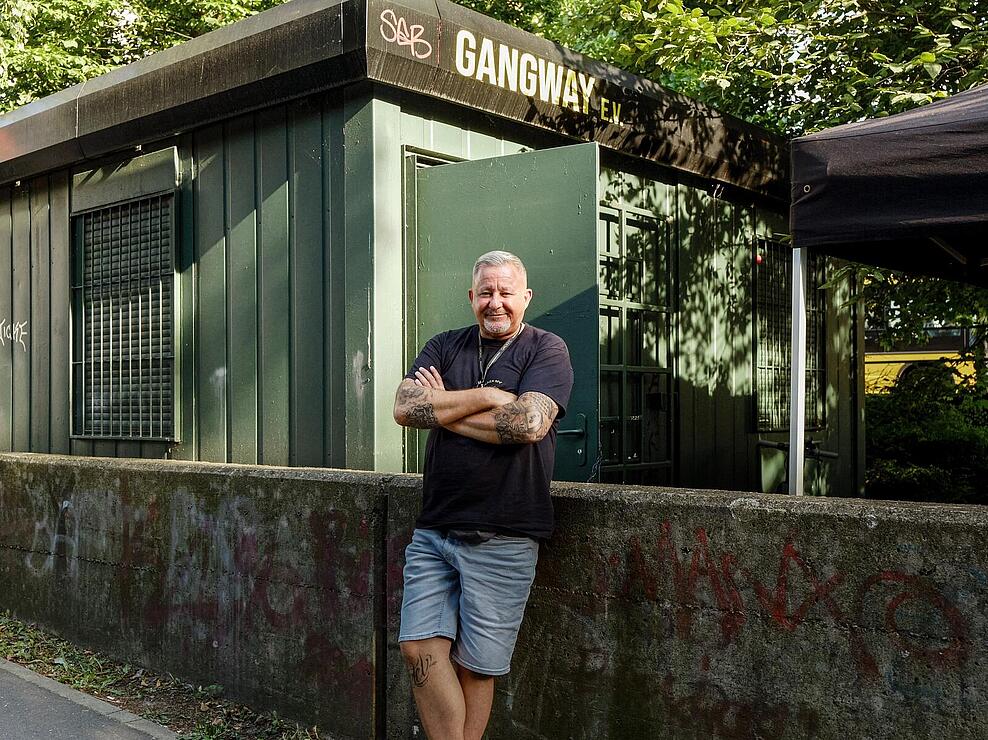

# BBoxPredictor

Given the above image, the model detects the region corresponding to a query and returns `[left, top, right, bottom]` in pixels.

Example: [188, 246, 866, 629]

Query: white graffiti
[0, 318, 28, 352]
[379, 9, 433, 60]
[25, 496, 80, 579]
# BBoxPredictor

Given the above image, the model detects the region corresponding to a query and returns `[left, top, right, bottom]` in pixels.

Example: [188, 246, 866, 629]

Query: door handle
[558, 412, 586, 438]
[557, 413, 587, 467]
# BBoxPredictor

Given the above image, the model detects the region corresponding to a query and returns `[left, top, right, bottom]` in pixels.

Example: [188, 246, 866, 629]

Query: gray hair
[472, 250, 527, 284]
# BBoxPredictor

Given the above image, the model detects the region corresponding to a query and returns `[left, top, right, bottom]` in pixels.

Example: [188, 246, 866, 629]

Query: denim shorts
[398, 527, 539, 676]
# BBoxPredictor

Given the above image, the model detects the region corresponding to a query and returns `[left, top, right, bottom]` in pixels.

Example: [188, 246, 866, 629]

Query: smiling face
[469, 263, 533, 339]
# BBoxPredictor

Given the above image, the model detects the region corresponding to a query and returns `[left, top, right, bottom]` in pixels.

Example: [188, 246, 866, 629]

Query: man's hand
[413, 366, 445, 391]
[393, 371, 516, 429]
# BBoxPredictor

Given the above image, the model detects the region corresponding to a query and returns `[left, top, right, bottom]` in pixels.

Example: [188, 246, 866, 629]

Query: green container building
[0, 0, 864, 494]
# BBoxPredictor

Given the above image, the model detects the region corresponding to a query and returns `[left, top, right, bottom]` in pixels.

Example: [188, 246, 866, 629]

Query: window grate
[71, 195, 175, 439]
[754, 239, 826, 432]
[598, 205, 674, 485]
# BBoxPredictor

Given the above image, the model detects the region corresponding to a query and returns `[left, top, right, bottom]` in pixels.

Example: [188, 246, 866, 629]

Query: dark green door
[405, 143, 600, 481]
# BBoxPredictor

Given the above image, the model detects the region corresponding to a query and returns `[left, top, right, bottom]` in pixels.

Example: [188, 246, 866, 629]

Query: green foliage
[545, 0, 988, 137]
[456, 0, 564, 35]
[0, 0, 286, 113]
[866, 365, 988, 503]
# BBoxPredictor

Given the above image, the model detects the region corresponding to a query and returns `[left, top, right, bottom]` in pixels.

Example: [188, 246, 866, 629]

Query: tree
[543, 0, 988, 137]
[0, 0, 286, 113]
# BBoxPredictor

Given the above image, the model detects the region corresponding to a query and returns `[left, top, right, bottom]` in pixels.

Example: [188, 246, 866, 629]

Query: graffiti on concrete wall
[24, 496, 79, 578]
[604, 522, 969, 681]
[507, 519, 976, 739]
[7, 478, 378, 721]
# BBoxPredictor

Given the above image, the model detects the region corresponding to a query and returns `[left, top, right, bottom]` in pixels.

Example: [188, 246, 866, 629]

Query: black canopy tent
[785, 82, 988, 494]
[791, 82, 988, 285]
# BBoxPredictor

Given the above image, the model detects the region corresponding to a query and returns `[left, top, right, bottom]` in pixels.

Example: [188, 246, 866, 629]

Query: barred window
[754, 240, 826, 432]
[71, 195, 175, 439]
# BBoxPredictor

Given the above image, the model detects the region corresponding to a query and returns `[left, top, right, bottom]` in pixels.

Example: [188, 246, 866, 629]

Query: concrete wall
[1, 453, 985, 739]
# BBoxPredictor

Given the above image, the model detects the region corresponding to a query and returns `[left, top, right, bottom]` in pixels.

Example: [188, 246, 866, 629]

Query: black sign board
[366, 0, 787, 202]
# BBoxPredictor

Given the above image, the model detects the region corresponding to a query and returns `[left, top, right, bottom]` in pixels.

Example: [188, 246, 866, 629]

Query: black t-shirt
[405, 324, 574, 539]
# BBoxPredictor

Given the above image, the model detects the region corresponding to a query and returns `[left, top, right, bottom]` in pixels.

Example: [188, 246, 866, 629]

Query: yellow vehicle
[864, 327, 976, 393]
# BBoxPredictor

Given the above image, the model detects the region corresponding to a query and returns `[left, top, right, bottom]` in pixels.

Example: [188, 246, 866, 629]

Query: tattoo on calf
[411, 653, 437, 688]
[397, 382, 439, 428]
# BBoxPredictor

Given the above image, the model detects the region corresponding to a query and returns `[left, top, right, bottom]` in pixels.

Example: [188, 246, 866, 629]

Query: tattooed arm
[442, 391, 559, 444]
[392, 376, 516, 429]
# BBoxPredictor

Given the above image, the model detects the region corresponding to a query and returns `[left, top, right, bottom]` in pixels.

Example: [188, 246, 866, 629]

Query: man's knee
[400, 637, 450, 665]
[455, 662, 494, 684]
[401, 638, 450, 688]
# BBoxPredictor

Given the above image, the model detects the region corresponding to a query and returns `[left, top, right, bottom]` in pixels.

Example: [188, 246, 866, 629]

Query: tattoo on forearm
[406, 404, 439, 428]
[525, 392, 557, 438]
[494, 392, 558, 444]
[410, 653, 437, 688]
[494, 400, 530, 443]
[397, 382, 439, 428]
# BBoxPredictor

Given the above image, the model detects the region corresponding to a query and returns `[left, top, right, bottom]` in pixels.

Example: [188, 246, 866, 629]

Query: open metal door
[404, 143, 600, 481]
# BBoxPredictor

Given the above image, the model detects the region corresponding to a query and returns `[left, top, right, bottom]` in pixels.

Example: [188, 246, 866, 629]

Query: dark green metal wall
[0, 175, 71, 455]
[0, 95, 354, 467]
[598, 165, 861, 495]
[174, 97, 346, 467]
[0, 86, 862, 494]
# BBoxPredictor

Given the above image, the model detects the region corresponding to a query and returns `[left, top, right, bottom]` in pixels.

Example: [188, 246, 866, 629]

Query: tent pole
[788, 247, 807, 495]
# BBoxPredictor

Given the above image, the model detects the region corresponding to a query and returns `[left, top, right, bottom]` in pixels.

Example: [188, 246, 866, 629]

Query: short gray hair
[472, 250, 527, 284]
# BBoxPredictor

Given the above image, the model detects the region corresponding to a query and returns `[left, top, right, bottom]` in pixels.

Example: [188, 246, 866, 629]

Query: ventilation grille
[754, 240, 826, 432]
[72, 195, 174, 439]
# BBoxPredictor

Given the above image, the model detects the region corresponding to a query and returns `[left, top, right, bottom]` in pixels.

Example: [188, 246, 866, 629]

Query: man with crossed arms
[393, 250, 573, 739]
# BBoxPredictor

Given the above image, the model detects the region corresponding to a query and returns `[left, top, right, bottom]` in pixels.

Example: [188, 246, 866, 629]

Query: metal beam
[788, 247, 808, 495]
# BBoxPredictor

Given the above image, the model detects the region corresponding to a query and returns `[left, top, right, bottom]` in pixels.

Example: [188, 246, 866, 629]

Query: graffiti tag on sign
[379, 9, 433, 60]
[0, 318, 28, 352]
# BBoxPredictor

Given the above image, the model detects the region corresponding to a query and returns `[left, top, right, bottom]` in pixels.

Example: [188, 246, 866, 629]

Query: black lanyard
[477, 324, 524, 387]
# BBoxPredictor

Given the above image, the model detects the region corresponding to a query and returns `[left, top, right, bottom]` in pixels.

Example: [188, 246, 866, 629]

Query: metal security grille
[754, 239, 826, 431]
[71, 195, 175, 439]
[598, 205, 675, 485]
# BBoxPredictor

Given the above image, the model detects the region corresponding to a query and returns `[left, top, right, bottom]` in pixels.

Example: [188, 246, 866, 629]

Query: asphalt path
[0, 659, 176, 740]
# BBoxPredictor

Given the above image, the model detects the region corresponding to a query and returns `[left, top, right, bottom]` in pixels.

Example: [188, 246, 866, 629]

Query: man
[393, 250, 573, 740]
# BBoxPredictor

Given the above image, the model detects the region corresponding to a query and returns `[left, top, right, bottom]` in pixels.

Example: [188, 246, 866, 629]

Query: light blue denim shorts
[398, 527, 539, 676]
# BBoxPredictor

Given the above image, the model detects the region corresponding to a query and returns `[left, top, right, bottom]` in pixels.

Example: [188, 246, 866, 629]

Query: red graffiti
[300, 634, 374, 717]
[613, 522, 969, 680]
[743, 536, 845, 632]
[656, 663, 819, 740]
[622, 526, 746, 645]
[850, 571, 969, 678]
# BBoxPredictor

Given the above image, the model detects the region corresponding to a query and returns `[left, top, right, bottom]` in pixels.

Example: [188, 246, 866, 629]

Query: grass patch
[0, 612, 323, 739]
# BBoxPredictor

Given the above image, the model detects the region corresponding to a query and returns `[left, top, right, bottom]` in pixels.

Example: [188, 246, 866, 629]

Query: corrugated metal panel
[257, 107, 290, 467]
[194, 124, 227, 460]
[674, 186, 767, 491]
[0, 188, 12, 451]
[30, 180, 51, 451]
[289, 101, 326, 467]
[398, 108, 528, 160]
[49, 173, 71, 453]
[175, 96, 340, 466]
[226, 116, 258, 464]
[11, 188, 30, 451]
[0, 176, 74, 455]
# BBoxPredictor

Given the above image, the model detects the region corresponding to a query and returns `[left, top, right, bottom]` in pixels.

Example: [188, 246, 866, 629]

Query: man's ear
[468, 289, 475, 302]
[524, 288, 533, 305]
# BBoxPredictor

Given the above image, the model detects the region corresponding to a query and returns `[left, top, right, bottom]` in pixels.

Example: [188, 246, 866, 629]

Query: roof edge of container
[0, 0, 362, 184]
[0, 0, 788, 203]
